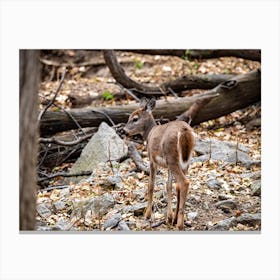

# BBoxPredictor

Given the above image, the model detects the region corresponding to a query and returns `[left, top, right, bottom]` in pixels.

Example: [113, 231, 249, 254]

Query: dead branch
[38, 170, 92, 183]
[151, 220, 166, 228]
[121, 49, 261, 62]
[127, 142, 150, 175]
[39, 185, 70, 192]
[40, 134, 93, 146]
[38, 68, 67, 120]
[103, 50, 234, 96]
[177, 93, 219, 124]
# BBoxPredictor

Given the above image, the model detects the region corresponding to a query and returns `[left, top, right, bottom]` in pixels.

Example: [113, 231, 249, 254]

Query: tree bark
[121, 49, 261, 62]
[163, 74, 235, 92]
[40, 70, 260, 136]
[103, 50, 234, 96]
[20, 50, 40, 230]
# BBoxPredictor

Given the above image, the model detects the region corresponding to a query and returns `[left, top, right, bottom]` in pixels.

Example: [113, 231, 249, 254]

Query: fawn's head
[124, 97, 157, 138]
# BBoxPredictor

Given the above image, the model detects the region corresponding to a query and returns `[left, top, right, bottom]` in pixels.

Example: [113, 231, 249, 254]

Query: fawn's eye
[132, 116, 138, 122]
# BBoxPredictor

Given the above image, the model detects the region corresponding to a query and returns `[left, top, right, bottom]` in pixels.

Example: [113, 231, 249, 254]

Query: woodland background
[20, 49, 261, 231]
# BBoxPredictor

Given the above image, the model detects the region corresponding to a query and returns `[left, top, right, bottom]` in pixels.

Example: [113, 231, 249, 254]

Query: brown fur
[124, 99, 195, 230]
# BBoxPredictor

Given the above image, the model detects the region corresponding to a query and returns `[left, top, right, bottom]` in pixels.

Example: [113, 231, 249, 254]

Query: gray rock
[122, 202, 147, 216]
[73, 193, 115, 218]
[52, 219, 70, 231]
[214, 199, 237, 209]
[187, 212, 198, 220]
[250, 180, 261, 196]
[118, 220, 130, 231]
[209, 213, 261, 231]
[195, 138, 249, 155]
[241, 171, 261, 180]
[218, 194, 233, 201]
[60, 187, 70, 197]
[36, 226, 52, 231]
[36, 221, 51, 231]
[69, 122, 128, 182]
[188, 195, 201, 205]
[206, 179, 222, 189]
[103, 213, 122, 230]
[193, 138, 259, 167]
[235, 213, 261, 226]
[54, 200, 66, 211]
[202, 201, 209, 210]
[210, 217, 236, 231]
[36, 203, 52, 218]
[100, 175, 123, 190]
[133, 189, 146, 201]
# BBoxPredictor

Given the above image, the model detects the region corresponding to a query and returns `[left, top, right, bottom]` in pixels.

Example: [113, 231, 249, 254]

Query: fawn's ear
[139, 97, 148, 109]
[146, 97, 156, 112]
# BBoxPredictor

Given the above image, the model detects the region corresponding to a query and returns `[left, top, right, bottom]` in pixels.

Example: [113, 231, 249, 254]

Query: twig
[168, 87, 178, 98]
[38, 144, 50, 168]
[53, 104, 87, 136]
[38, 67, 67, 120]
[113, 81, 140, 101]
[39, 185, 70, 192]
[56, 147, 81, 166]
[91, 109, 115, 126]
[159, 85, 168, 100]
[38, 170, 92, 183]
[107, 140, 115, 174]
[235, 141, 239, 165]
[151, 219, 166, 228]
[39, 134, 93, 146]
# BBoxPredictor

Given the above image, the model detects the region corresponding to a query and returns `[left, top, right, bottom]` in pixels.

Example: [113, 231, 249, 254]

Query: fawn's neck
[143, 116, 157, 141]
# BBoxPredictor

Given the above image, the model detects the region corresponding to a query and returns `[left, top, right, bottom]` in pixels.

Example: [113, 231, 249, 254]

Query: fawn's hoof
[177, 224, 184, 230]
[166, 211, 173, 225]
[176, 216, 184, 230]
[145, 208, 152, 219]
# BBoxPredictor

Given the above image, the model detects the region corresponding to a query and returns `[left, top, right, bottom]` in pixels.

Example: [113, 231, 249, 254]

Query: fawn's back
[147, 120, 195, 172]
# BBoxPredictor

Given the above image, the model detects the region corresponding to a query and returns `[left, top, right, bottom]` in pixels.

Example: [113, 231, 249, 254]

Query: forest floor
[36, 50, 261, 231]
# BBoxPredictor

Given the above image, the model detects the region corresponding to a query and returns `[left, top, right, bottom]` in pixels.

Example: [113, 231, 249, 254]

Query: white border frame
[1, 1, 279, 279]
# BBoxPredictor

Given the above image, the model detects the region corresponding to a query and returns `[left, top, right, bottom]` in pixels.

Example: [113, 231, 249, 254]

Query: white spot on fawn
[177, 131, 190, 171]
[155, 156, 167, 167]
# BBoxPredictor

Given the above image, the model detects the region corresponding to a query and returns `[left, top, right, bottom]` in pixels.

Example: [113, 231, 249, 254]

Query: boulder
[193, 138, 260, 167]
[122, 202, 147, 216]
[250, 180, 261, 196]
[72, 193, 115, 218]
[69, 122, 128, 182]
[103, 213, 122, 230]
[118, 220, 130, 231]
[209, 213, 261, 231]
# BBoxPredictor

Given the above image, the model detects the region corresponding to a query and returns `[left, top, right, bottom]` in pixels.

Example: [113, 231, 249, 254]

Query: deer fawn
[124, 98, 195, 230]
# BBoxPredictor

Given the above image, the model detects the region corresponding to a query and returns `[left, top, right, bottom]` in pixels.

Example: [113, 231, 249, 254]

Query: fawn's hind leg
[166, 170, 174, 224]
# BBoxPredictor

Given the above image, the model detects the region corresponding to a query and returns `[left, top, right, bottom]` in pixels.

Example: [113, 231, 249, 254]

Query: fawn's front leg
[145, 162, 156, 219]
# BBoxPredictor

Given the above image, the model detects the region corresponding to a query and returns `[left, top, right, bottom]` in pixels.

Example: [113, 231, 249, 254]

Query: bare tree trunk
[20, 50, 40, 230]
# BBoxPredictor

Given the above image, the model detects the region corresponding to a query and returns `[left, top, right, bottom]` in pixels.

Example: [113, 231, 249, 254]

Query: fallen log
[103, 50, 234, 96]
[121, 49, 261, 62]
[40, 70, 260, 136]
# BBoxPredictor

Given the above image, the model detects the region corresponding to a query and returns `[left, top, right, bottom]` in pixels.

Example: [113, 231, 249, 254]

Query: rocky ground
[36, 50, 261, 232]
